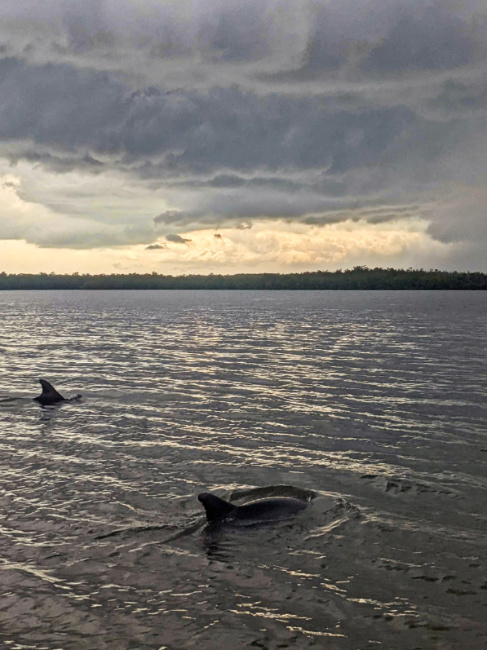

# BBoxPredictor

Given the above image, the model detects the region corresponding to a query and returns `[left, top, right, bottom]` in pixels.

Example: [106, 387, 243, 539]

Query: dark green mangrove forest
[0, 267, 486, 290]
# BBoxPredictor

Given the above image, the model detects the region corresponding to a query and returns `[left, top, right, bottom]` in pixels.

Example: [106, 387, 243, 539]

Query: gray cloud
[428, 196, 487, 245]
[0, 0, 486, 267]
[145, 243, 167, 250]
[0, 54, 482, 197]
[0, 59, 421, 178]
[35, 223, 156, 249]
[154, 211, 197, 226]
[359, 3, 475, 75]
[165, 233, 192, 244]
[2, 1, 486, 84]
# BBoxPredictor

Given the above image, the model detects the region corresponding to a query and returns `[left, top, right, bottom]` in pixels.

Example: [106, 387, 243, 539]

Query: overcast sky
[1, 0, 486, 274]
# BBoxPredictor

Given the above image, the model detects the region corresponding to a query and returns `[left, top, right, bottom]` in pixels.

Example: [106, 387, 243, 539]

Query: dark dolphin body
[198, 492, 307, 525]
[33, 379, 82, 406]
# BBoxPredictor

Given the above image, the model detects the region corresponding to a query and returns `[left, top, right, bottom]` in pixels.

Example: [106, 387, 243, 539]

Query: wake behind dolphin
[33, 379, 82, 406]
[198, 492, 307, 525]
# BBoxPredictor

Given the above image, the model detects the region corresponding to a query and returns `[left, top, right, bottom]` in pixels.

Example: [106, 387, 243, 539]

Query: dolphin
[33, 379, 82, 406]
[198, 492, 307, 525]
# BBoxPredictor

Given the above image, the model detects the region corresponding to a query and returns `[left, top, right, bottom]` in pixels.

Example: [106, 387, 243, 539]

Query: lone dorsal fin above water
[198, 493, 236, 522]
[34, 378, 65, 405]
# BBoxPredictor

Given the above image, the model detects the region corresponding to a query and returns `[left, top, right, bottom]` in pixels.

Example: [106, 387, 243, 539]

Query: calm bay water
[0, 290, 486, 649]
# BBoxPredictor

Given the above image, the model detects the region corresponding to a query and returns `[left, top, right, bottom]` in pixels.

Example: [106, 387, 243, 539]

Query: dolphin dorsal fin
[198, 492, 236, 522]
[36, 378, 65, 403]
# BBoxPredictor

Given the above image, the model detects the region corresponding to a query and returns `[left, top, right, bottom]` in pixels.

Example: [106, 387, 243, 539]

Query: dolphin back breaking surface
[198, 491, 307, 525]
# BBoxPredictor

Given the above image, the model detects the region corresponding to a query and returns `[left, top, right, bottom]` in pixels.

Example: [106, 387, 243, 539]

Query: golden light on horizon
[0, 218, 451, 275]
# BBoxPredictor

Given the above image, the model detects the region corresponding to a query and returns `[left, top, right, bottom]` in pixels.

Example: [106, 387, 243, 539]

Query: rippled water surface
[0, 290, 486, 649]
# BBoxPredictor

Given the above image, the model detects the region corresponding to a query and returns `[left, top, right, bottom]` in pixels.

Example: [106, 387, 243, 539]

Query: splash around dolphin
[33, 379, 82, 406]
[198, 492, 307, 525]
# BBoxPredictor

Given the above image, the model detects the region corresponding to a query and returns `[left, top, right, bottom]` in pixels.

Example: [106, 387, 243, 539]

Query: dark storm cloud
[3, 0, 484, 83]
[359, 3, 475, 75]
[0, 57, 126, 150]
[0, 0, 486, 264]
[427, 78, 487, 118]
[0, 58, 419, 177]
[258, 0, 483, 84]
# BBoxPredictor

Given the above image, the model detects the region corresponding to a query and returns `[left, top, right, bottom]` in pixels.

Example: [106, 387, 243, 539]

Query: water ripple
[0, 290, 486, 649]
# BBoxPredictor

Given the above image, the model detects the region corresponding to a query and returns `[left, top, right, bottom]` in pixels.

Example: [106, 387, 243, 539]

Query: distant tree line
[0, 267, 486, 290]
